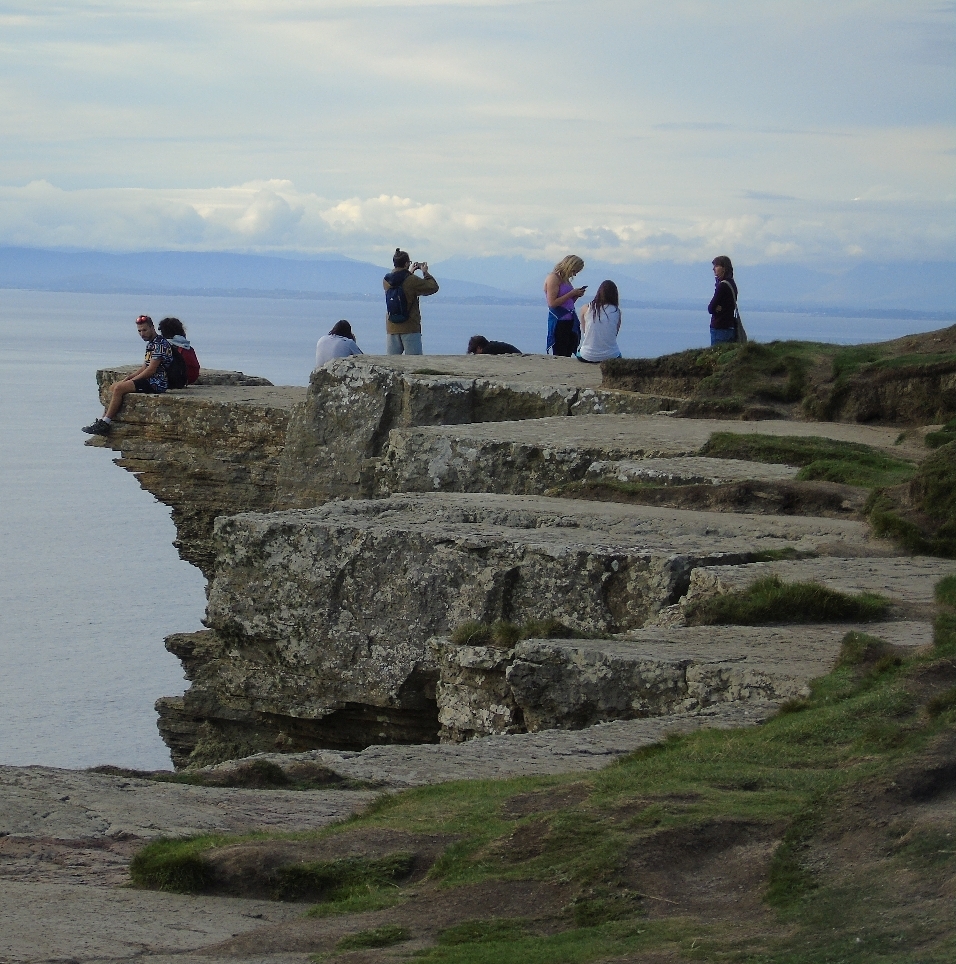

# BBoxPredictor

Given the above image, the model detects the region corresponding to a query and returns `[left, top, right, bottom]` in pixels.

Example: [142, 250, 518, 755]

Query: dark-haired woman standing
[708, 255, 738, 345]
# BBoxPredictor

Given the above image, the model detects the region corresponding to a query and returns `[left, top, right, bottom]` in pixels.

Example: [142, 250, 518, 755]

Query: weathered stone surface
[89, 372, 303, 574]
[200, 700, 774, 788]
[431, 639, 524, 741]
[275, 357, 678, 506]
[157, 491, 883, 763]
[434, 620, 931, 738]
[586, 456, 800, 486]
[683, 556, 956, 612]
[0, 764, 369, 962]
[370, 413, 925, 498]
[95, 365, 274, 405]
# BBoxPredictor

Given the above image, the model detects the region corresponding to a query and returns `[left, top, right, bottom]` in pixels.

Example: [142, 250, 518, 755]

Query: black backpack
[385, 271, 411, 323]
[165, 347, 188, 389]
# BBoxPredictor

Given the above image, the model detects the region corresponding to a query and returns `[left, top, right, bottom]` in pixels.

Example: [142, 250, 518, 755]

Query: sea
[0, 287, 947, 770]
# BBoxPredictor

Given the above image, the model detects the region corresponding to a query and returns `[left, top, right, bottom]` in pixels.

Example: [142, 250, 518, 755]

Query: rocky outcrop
[89, 353, 942, 767]
[275, 357, 678, 506]
[91, 369, 300, 575]
[431, 620, 931, 740]
[158, 491, 870, 765]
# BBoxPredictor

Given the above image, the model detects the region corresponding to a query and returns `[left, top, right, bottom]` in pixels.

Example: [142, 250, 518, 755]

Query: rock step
[165, 492, 882, 765]
[277, 358, 683, 506]
[200, 702, 775, 789]
[432, 620, 929, 740]
[587, 456, 800, 485]
[371, 413, 921, 498]
[684, 556, 956, 613]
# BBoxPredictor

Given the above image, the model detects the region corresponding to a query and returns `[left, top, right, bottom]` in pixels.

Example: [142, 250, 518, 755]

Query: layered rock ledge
[88, 354, 945, 768]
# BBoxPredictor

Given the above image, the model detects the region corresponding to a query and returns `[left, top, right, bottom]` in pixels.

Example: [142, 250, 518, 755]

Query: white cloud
[1, 179, 952, 268]
[0, 1, 951, 266]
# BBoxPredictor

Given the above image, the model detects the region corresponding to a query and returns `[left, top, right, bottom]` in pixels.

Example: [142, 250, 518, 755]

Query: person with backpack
[708, 255, 740, 345]
[158, 317, 200, 385]
[382, 248, 439, 355]
[82, 315, 173, 436]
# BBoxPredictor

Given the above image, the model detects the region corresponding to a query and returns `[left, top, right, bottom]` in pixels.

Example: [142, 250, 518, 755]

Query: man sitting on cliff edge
[82, 315, 173, 436]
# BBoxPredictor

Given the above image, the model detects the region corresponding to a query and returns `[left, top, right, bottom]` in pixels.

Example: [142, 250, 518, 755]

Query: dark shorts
[552, 319, 580, 357]
[133, 377, 164, 394]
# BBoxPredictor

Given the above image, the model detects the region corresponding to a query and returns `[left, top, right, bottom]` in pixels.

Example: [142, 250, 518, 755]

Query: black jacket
[708, 277, 738, 330]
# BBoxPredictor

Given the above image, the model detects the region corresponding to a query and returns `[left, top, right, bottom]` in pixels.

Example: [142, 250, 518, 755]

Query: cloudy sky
[0, 0, 953, 267]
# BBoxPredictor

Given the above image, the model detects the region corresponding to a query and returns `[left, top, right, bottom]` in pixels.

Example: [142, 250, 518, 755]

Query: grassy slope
[131, 579, 956, 963]
[602, 330, 956, 424]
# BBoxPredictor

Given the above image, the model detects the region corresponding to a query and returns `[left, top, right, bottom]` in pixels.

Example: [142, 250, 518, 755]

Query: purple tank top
[557, 281, 575, 313]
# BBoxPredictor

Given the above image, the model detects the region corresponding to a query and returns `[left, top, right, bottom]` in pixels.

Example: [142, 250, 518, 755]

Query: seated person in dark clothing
[467, 335, 521, 355]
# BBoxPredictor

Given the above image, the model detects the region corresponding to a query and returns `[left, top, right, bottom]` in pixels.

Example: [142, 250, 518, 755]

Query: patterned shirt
[144, 335, 173, 391]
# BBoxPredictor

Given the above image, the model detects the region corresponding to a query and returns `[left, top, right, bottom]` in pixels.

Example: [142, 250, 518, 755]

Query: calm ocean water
[0, 287, 944, 769]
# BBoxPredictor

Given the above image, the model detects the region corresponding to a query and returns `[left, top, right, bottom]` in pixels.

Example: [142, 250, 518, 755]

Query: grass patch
[271, 852, 414, 902]
[130, 584, 956, 962]
[699, 432, 916, 488]
[449, 617, 584, 648]
[437, 918, 532, 945]
[685, 574, 891, 626]
[868, 441, 956, 558]
[336, 924, 410, 950]
[305, 888, 406, 918]
[129, 835, 223, 893]
[925, 417, 956, 449]
[935, 575, 956, 608]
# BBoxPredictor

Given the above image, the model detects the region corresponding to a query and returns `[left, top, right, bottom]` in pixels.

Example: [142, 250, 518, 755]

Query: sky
[0, 0, 953, 268]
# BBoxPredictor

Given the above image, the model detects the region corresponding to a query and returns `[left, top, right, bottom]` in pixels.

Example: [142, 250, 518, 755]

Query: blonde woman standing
[544, 255, 586, 356]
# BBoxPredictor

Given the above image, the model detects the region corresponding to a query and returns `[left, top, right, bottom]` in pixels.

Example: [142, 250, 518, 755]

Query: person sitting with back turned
[576, 280, 622, 363]
[82, 315, 173, 436]
[158, 317, 200, 385]
[314, 320, 364, 370]
[382, 248, 439, 355]
[466, 335, 521, 355]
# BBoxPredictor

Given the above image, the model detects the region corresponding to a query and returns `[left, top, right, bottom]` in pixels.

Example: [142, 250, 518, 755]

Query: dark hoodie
[708, 275, 738, 330]
[383, 268, 440, 335]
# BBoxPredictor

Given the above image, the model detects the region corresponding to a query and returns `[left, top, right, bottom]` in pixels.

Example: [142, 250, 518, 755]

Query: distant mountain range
[0, 247, 953, 317]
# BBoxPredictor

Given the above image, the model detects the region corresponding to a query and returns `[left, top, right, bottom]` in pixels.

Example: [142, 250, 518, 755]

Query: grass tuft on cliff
[129, 580, 956, 961]
[684, 574, 892, 626]
[868, 440, 956, 558]
[601, 327, 956, 423]
[129, 835, 225, 893]
[450, 618, 584, 648]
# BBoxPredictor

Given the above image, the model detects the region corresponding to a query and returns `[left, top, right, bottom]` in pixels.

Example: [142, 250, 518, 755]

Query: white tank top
[578, 304, 622, 362]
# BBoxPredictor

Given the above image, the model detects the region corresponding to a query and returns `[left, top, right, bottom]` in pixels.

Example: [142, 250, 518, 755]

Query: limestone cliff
[92, 354, 940, 769]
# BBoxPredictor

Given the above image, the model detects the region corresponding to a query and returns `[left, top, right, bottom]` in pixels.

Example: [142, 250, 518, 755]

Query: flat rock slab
[372, 414, 922, 497]
[587, 456, 800, 485]
[506, 620, 930, 731]
[686, 556, 956, 611]
[0, 880, 305, 963]
[200, 492, 880, 723]
[331, 353, 610, 391]
[433, 620, 930, 737]
[0, 765, 373, 845]
[206, 701, 773, 789]
[379, 413, 924, 458]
